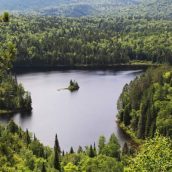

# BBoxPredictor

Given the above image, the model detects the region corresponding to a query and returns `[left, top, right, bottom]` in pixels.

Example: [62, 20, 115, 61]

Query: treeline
[118, 66, 172, 139]
[0, 15, 172, 67]
[0, 120, 123, 171]
[1, 120, 172, 171]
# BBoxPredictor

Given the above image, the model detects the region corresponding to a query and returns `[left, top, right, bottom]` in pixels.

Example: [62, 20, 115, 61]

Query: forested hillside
[0, 0, 171, 18]
[0, 120, 124, 171]
[121, 0, 172, 19]
[118, 66, 172, 139]
[1, 15, 172, 67]
[0, 0, 139, 17]
[1, 120, 172, 171]
[0, 30, 32, 114]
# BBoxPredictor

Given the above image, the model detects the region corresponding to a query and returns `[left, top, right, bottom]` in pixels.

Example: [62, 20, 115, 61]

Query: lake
[0, 70, 141, 151]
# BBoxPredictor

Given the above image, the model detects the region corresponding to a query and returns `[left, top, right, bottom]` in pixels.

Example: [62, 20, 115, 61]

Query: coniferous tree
[137, 97, 148, 139]
[123, 103, 131, 126]
[54, 135, 61, 171]
[89, 145, 95, 158]
[25, 129, 31, 145]
[122, 142, 129, 155]
[55, 134, 61, 154]
[70, 147, 74, 154]
[77, 146, 83, 154]
[93, 142, 97, 156]
[54, 147, 61, 171]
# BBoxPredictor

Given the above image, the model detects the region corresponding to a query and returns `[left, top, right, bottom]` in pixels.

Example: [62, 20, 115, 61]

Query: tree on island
[68, 80, 79, 92]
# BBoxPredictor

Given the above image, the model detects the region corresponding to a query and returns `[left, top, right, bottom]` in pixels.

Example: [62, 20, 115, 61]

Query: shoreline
[117, 121, 143, 149]
[12, 64, 158, 73]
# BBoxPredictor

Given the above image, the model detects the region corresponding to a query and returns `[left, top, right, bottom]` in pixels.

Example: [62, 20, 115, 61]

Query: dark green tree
[25, 129, 31, 145]
[77, 146, 83, 154]
[3, 12, 9, 22]
[54, 135, 61, 171]
[89, 145, 95, 158]
[55, 134, 61, 154]
[70, 147, 74, 154]
[122, 142, 129, 155]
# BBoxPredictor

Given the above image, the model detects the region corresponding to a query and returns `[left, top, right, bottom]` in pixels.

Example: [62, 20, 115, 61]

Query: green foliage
[98, 133, 120, 160]
[80, 155, 123, 172]
[68, 80, 79, 92]
[64, 162, 79, 172]
[3, 12, 9, 22]
[88, 145, 95, 158]
[0, 41, 32, 114]
[0, 122, 55, 171]
[125, 135, 172, 172]
[98, 135, 106, 154]
[1, 16, 172, 67]
[54, 135, 61, 171]
[118, 66, 172, 138]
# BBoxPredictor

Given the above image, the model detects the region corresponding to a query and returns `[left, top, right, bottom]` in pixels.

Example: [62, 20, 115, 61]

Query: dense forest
[0, 23, 32, 114]
[0, 0, 172, 170]
[118, 66, 172, 139]
[1, 120, 172, 171]
[1, 15, 172, 67]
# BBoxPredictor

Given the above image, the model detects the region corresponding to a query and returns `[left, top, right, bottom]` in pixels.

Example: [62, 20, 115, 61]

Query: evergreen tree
[54, 135, 61, 171]
[89, 145, 95, 158]
[137, 97, 148, 139]
[93, 142, 97, 156]
[25, 129, 31, 145]
[123, 103, 131, 126]
[54, 147, 61, 171]
[55, 134, 61, 154]
[77, 146, 83, 154]
[70, 147, 74, 154]
[122, 142, 129, 155]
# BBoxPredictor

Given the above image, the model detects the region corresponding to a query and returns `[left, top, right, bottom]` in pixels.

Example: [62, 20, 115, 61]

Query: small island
[68, 80, 80, 92]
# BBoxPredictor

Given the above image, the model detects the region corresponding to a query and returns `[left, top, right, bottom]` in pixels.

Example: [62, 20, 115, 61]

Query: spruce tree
[89, 145, 95, 158]
[55, 134, 61, 154]
[54, 147, 61, 171]
[25, 129, 31, 145]
[54, 135, 61, 171]
[70, 147, 74, 154]
[93, 142, 97, 156]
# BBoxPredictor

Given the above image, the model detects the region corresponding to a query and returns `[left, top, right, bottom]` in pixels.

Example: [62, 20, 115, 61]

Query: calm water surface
[0, 70, 141, 151]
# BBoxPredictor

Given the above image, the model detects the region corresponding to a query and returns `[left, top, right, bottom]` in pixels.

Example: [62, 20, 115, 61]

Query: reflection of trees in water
[0, 112, 32, 124]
